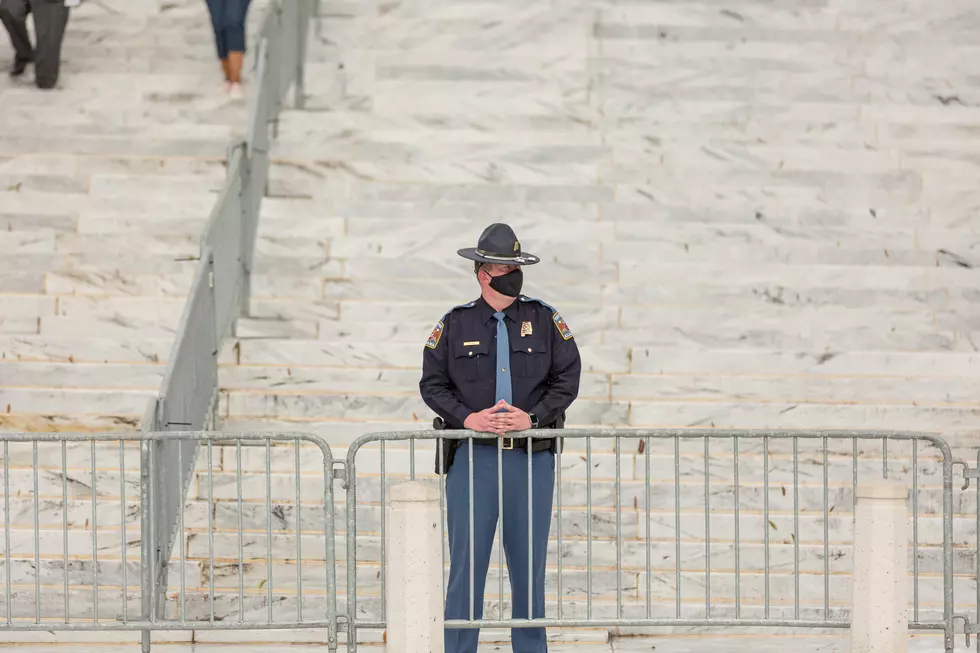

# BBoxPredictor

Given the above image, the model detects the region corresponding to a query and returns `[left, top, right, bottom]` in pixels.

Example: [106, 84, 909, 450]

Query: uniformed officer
[419, 223, 582, 653]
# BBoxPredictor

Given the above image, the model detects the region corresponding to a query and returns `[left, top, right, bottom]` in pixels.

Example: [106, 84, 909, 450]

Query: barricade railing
[138, 0, 316, 637]
[0, 431, 338, 653]
[2, 427, 974, 652]
[343, 428, 963, 652]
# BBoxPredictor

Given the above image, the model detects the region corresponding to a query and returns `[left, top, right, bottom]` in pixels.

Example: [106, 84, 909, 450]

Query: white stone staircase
[0, 0, 269, 432]
[1, 0, 979, 646]
[210, 0, 980, 643]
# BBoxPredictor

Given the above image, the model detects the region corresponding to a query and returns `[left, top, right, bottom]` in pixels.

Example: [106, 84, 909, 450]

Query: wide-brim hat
[457, 223, 540, 266]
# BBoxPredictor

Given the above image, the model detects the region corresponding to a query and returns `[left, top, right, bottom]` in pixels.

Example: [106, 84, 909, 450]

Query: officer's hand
[492, 402, 532, 432]
[464, 401, 508, 435]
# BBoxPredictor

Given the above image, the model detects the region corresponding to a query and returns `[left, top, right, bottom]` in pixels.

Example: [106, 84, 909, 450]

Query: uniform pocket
[452, 339, 490, 383]
[511, 337, 549, 378]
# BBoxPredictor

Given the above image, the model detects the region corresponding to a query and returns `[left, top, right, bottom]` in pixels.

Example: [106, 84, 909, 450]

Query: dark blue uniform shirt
[419, 295, 582, 428]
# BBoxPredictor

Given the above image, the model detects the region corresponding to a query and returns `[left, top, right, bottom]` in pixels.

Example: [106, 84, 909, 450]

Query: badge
[552, 312, 573, 340]
[514, 240, 520, 252]
[521, 321, 533, 337]
[425, 321, 444, 349]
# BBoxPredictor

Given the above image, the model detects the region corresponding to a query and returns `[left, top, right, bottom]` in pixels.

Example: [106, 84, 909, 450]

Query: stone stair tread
[54, 233, 199, 256]
[0, 362, 164, 389]
[221, 393, 978, 431]
[44, 270, 196, 295]
[0, 335, 172, 364]
[216, 365, 980, 405]
[0, 387, 156, 414]
[222, 341, 980, 374]
[0, 413, 142, 432]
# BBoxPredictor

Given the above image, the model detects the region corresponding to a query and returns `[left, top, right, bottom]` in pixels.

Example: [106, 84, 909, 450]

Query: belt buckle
[501, 437, 514, 450]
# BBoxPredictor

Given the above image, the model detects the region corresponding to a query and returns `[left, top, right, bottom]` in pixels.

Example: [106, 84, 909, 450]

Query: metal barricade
[0, 431, 338, 653]
[344, 428, 963, 652]
[138, 0, 316, 632]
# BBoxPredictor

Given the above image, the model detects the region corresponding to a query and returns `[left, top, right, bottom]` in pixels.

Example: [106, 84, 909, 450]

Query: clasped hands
[463, 400, 532, 435]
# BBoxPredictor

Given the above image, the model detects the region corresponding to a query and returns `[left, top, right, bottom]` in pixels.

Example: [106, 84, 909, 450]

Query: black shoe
[10, 58, 30, 77]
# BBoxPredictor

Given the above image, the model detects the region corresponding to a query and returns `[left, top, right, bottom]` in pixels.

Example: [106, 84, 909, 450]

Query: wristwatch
[529, 413, 539, 429]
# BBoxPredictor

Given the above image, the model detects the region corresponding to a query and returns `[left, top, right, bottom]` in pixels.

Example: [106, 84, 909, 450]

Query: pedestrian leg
[0, 0, 32, 72]
[29, 0, 69, 89]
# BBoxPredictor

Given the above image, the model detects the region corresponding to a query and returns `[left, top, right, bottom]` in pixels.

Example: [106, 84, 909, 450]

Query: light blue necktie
[493, 312, 513, 405]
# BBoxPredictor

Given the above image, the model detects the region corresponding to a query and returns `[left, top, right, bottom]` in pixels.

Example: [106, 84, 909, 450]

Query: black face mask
[488, 268, 523, 297]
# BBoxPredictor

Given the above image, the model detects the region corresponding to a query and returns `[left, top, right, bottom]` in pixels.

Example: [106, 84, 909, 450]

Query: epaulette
[519, 296, 556, 312]
[520, 296, 573, 341]
[425, 301, 476, 349]
[446, 300, 477, 315]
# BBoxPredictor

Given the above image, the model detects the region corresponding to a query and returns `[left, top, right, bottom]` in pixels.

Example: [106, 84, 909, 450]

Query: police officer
[419, 223, 582, 653]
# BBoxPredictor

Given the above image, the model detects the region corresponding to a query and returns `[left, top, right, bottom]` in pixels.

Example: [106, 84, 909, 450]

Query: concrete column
[850, 480, 909, 653]
[386, 481, 444, 653]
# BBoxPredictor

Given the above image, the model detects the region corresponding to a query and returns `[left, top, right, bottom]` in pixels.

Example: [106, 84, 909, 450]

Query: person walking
[420, 223, 582, 653]
[204, 0, 251, 97]
[0, 0, 74, 89]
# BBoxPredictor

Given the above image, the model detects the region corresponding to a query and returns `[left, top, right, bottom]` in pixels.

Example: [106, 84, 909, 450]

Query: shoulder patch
[426, 301, 475, 349]
[425, 321, 445, 349]
[552, 312, 573, 340]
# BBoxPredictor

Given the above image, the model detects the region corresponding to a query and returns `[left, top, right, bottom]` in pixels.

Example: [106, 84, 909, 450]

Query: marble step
[221, 341, 980, 376]
[254, 180, 980, 224]
[0, 413, 142, 433]
[219, 339, 630, 372]
[0, 154, 226, 179]
[0, 387, 155, 415]
[0, 450, 971, 521]
[0, 134, 233, 160]
[255, 256, 615, 286]
[0, 559, 964, 613]
[0, 190, 215, 220]
[0, 214, 76, 236]
[0, 295, 186, 323]
[277, 91, 980, 132]
[1, 362, 164, 389]
[36, 317, 180, 339]
[0, 588, 956, 625]
[0, 492, 972, 576]
[221, 390, 980, 431]
[241, 279, 979, 312]
[44, 269, 198, 296]
[0, 446, 957, 510]
[240, 300, 973, 332]
[0, 486, 950, 546]
[231, 316, 980, 351]
[214, 363, 978, 406]
[0, 336, 173, 364]
[245, 266, 980, 301]
[267, 140, 980, 184]
[250, 198, 975, 230]
[0, 435, 954, 492]
[216, 416, 980, 457]
[303, 218, 980, 255]
[53, 234, 200, 256]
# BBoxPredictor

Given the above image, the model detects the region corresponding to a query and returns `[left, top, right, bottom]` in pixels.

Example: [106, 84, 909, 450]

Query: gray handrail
[136, 2, 317, 648]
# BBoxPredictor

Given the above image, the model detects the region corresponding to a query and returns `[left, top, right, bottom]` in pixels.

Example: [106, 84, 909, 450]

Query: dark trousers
[444, 443, 554, 653]
[204, 0, 250, 59]
[0, 0, 69, 89]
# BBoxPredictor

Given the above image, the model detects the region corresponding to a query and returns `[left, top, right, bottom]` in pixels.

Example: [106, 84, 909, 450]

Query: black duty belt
[470, 437, 555, 453]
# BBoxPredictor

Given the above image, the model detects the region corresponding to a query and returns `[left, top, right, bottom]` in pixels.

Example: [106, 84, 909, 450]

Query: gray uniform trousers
[0, 0, 70, 89]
